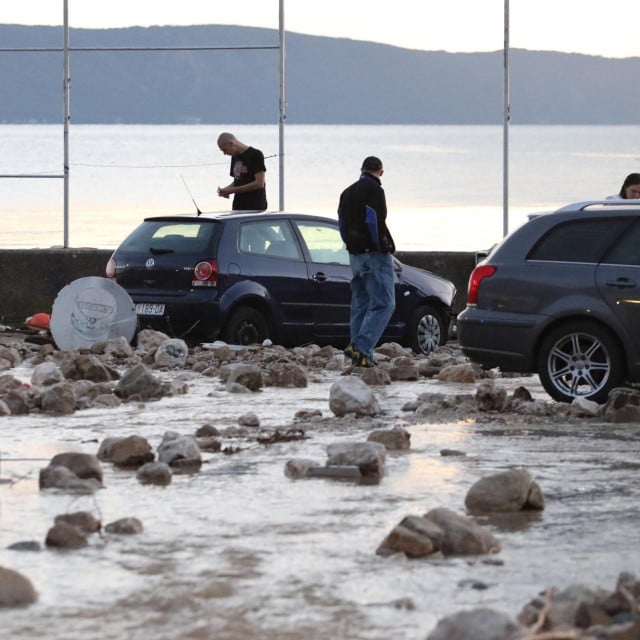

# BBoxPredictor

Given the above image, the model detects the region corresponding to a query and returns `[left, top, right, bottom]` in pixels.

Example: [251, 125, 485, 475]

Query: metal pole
[63, 0, 70, 247]
[503, 0, 510, 237]
[278, 0, 286, 211]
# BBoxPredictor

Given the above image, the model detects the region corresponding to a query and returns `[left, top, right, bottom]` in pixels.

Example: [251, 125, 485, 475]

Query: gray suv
[458, 200, 640, 403]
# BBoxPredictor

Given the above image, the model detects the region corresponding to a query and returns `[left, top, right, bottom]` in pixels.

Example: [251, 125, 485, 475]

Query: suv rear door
[595, 216, 640, 363]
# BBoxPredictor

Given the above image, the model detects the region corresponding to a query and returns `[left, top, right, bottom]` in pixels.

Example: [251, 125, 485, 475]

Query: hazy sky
[3, 0, 640, 59]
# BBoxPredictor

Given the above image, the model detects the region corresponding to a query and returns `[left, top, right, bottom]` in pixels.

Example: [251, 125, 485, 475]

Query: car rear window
[118, 220, 219, 255]
[527, 218, 632, 263]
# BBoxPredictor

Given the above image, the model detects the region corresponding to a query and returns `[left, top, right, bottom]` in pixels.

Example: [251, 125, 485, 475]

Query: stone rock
[329, 376, 380, 417]
[284, 458, 318, 479]
[0, 566, 38, 607]
[39, 382, 76, 415]
[90, 336, 134, 358]
[512, 386, 534, 403]
[104, 517, 143, 535]
[0, 346, 21, 368]
[375, 342, 409, 358]
[570, 396, 602, 417]
[437, 363, 476, 383]
[7, 541, 41, 552]
[367, 427, 411, 450]
[0, 374, 22, 393]
[115, 363, 165, 400]
[427, 608, 522, 640]
[196, 437, 222, 453]
[45, 521, 89, 549]
[136, 461, 172, 486]
[224, 363, 264, 392]
[61, 354, 116, 383]
[31, 361, 64, 386]
[153, 338, 189, 368]
[603, 387, 640, 423]
[476, 380, 508, 411]
[376, 514, 443, 558]
[440, 448, 467, 457]
[38, 465, 102, 493]
[157, 433, 202, 469]
[465, 468, 545, 513]
[294, 408, 322, 421]
[266, 362, 308, 387]
[49, 452, 103, 483]
[93, 393, 122, 408]
[195, 424, 220, 437]
[428, 507, 501, 556]
[102, 435, 154, 468]
[326, 441, 386, 479]
[360, 366, 392, 386]
[238, 412, 260, 427]
[136, 328, 170, 351]
[54, 511, 101, 534]
[0, 399, 10, 416]
[3, 388, 32, 415]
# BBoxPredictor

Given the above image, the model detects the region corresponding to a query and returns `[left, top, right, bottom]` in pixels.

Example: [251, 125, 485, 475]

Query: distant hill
[1, 23, 638, 124]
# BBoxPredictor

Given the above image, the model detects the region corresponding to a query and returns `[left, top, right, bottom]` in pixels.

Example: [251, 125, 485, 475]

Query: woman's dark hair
[619, 173, 640, 198]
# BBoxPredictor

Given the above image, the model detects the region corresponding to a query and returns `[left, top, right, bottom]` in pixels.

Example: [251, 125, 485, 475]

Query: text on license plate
[135, 303, 165, 316]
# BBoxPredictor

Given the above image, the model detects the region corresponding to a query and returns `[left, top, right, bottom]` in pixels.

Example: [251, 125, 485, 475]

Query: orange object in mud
[25, 312, 51, 330]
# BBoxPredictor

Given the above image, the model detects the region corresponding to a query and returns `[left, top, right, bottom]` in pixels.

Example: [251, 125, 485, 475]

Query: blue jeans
[349, 251, 396, 360]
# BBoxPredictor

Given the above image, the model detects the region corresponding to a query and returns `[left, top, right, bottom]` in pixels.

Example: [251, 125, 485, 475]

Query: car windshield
[118, 220, 218, 255]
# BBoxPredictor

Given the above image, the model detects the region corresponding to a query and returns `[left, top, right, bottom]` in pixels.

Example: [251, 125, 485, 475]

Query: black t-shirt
[230, 147, 267, 211]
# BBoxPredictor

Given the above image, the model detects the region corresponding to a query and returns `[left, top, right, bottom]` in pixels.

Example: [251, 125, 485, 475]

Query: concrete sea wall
[0, 249, 476, 327]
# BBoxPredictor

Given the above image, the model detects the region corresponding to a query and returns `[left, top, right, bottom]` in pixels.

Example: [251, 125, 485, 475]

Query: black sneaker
[343, 343, 357, 360]
[354, 353, 375, 368]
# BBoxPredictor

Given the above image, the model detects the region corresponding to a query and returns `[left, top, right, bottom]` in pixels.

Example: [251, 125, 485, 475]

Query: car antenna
[180, 174, 203, 216]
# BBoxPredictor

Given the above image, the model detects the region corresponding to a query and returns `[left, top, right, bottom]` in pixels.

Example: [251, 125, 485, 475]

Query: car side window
[527, 218, 631, 263]
[295, 222, 350, 265]
[601, 219, 640, 266]
[239, 221, 301, 260]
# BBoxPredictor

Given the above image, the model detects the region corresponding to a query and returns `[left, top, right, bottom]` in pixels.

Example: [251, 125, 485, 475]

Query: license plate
[135, 303, 165, 316]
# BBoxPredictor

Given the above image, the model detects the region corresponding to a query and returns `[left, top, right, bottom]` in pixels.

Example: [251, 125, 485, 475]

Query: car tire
[223, 307, 270, 346]
[408, 304, 447, 355]
[537, 321, 625, 403]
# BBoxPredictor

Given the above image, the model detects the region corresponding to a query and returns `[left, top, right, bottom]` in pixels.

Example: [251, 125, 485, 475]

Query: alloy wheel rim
[547, 332, 611, 398]
[417, 314, 441, 354]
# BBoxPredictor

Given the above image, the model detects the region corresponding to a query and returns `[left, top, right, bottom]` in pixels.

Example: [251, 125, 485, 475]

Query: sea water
[1, 123, 639, 251]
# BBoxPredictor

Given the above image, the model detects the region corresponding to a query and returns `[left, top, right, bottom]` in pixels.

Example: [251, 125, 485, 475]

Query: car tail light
[193, 260, 218, 287]
[106, 256, 117, 279]
[467, 265, 496, 305]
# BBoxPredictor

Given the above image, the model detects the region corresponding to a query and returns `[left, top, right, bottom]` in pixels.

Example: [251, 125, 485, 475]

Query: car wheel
[409, 305, 446, 355]
[537, 321, 624, 403]
[223, 307, 269, 346]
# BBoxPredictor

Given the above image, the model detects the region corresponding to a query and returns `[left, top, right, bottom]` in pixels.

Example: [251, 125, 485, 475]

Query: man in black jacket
[338, 156, 396, 367]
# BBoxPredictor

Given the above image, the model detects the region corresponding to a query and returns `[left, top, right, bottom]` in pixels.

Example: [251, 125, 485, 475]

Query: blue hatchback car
[106, 211, 456, 353]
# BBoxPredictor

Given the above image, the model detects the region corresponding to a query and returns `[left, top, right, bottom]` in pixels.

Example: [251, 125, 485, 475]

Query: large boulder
[465, 469, 545, 513]
[153, 338, 189, 368]
[377, 507, 500, 558]
[98, 435, 154, 468]
[329, 376, 380, 417]
[427, 608, 523, 640]
[39, 382, 76, 415]
[115, 363, 166, 400]
[326, 441, 386, 480]
[0, 566, 38, 607]
[31, 361, 64, 387]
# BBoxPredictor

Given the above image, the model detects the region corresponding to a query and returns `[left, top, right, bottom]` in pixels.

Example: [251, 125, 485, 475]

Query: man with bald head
[217, 132, 268, 211]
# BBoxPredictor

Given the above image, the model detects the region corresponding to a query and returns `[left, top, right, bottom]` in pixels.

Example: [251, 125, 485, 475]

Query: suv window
[295, 221, 349, 265]
[119, 221, 217, 255]
[239, 220, 301, 260]
[528, 218, 631, 263]
[602, 219, 640, 266]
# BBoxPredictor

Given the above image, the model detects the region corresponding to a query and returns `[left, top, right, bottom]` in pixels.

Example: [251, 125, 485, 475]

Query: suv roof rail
[555, 199, 640, 213]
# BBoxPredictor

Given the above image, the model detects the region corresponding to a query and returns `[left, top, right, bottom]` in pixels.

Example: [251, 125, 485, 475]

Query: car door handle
[312, 272, 327, 282]
[605, 278, 636, 288]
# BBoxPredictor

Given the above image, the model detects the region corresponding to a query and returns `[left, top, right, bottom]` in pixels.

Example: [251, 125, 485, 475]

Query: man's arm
[218, 171, 265, 197]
